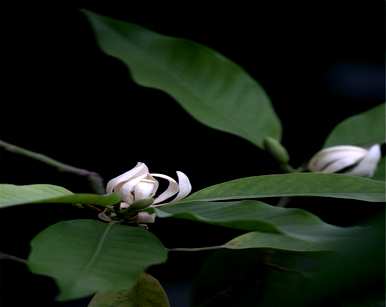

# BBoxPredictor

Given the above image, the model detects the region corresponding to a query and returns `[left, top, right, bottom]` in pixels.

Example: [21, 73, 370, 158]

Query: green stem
[279, 163, 297, 173]
[168, 245, 224, 252]
[0, 139, 105, 194]
[277, 163, 307, 208]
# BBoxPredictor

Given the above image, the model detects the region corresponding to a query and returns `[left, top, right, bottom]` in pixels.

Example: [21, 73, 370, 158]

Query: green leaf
[324, 103, 385, 147]
[184, 173, 385, 203]
[84, 11, 281, 148]
[224, 232, 329, 252]
[88, 273, 170, 307]
[373, 157, 385, 181]
[156, 200, 357, 252]
[28, 220, 168, 301]
[0, 184, 120, 208]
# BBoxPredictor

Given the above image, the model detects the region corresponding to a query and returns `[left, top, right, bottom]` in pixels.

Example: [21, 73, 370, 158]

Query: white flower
[106, 162, 192, 208]
[308, 144, 381, 177]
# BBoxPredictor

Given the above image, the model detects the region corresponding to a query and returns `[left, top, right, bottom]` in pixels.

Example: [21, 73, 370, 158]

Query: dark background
[0, 2, 384, 306]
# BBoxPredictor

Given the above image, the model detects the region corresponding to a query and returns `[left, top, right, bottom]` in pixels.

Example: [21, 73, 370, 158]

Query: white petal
[173, 171, 192, 201]
[308, 146, 366, 172]
[322, 155, 364, 173]
[119, 174, 147, 203]
[346, 144, 381, 177]
[106, 162, 149, 194]
[136, 212, 156, 224]
[134, 179, 159, 200]
[120, 202, 131, 209]
[151, 173, 179, 205]
[314, 145, 366, 154]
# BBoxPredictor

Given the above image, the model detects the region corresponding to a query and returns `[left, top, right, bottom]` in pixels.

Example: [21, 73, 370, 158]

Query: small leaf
[88, 273, 170, 307]
[224, 232, 328, 252]
[0, 184, 120, 208]
[84, 11, 282, 148]
[156, 200, 357, 252]
[184, 173, 385, 203]
[324, 103, 385, 147]
[28, 220, 168, 301]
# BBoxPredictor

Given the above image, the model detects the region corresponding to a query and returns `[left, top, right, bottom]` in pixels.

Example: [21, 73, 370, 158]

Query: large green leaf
[324, 103, 385, 147]
[84, 11, 281, 148]
[28, 220, 168, 301]
[373, 157, 385, 181]
[156, 200, 357, 252]
[88, 273, 170, 307]
[184, 173, 385, 203]
[0, 184, 120, 208]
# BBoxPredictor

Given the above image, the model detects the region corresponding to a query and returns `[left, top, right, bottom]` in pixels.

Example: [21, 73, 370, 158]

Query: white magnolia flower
[106, 162, 192, 208]
[308, 144, 381, 177]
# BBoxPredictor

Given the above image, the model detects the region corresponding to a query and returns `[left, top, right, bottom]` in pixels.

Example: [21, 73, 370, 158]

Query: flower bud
[263, 137, 290, 165]
[136, 212, 156, 224]
[308, 144, 381, 177]
[133, 179, 158, 201]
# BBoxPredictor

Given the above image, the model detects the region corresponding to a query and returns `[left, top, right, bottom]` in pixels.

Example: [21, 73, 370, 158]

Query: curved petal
[173, 171, 192, 201]
[308, 146, 366, 172]
[134, 179, 159, 200]
[321, 155, 364, 173]
[315, 145, 366, 154]
[151, 173, 179, 205]
[106, 162, 149, 193]
[347, 144, 381, 177]
[119, 174, 148, 203]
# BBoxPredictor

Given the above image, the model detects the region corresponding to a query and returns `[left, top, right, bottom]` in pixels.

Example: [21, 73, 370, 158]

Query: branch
[0, 139, 105, 194]
[0, 251, 27, 264]
[168, 245, 224, 252]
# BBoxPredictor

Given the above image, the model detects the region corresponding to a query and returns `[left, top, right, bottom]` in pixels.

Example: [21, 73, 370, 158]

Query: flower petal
[134, 179, 159, 200]
[173, 171, 192, 201]
[136, 212, 156, 224]
[346, 144, 381, 177]
[321, 155, 364, 173]
[308, 146, 366, 172]
[119, 174, 148, 203]
[151, 173, 179, 205]
[120, 202, 131, 209]
[106, 162, 149, 194]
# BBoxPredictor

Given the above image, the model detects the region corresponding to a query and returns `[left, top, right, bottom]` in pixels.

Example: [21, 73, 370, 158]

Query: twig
[0, 252, 27, 264]
[0, 139, 105, 194]
[264, 261, 307, 277]
[276, 164, 306, 207]
[276, 196, 290, 208]
[168, 245, 224, 252]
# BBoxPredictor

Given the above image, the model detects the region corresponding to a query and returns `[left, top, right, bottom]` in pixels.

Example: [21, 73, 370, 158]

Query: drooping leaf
[184, 173, 385, 203]
[259, 216, 385, 307]
[224, 232, 329, 252]
[324, 103, 385, 147]
[84, 11, 281, 148]
[0, 184, 120, 208]
[88, 273, 170, 307]
[156, 200, 357, 252]
[28, 220, 168, 301]
[373, 157, 385, 181]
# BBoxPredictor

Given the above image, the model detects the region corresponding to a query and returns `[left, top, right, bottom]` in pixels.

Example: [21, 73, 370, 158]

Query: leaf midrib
[69, 222, 115, 292]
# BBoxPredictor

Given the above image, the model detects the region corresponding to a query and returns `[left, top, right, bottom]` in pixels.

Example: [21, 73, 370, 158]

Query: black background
[0, 2, 384, 306]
